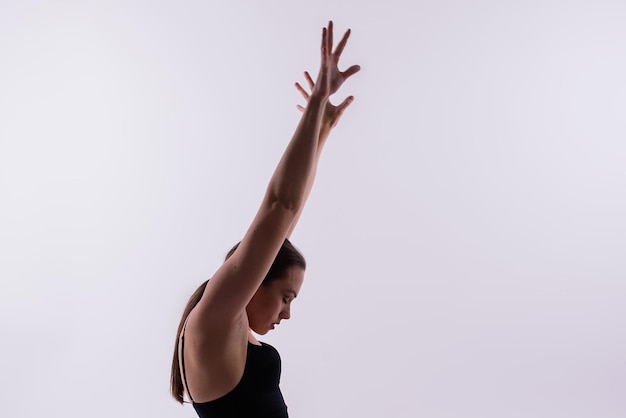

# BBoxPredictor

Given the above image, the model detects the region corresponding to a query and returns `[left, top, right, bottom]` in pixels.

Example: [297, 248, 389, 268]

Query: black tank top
[181, 333, 289, 418]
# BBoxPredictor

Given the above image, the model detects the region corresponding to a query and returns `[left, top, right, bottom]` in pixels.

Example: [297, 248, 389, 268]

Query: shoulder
[185, 305, 248, 354]
[182, 308, 250, 402]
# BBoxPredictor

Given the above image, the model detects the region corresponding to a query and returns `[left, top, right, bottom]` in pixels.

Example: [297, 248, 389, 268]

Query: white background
[1, 1, 625, 417]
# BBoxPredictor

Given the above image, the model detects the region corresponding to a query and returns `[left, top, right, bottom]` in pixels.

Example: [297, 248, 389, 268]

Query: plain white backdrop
[1, 1, 625, 417]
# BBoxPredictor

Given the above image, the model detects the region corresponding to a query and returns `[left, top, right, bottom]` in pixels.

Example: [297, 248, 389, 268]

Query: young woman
[170, 22, 360, 417]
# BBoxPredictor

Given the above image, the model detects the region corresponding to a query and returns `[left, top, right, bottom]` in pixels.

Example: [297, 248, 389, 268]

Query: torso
[179, 309, 288, 417]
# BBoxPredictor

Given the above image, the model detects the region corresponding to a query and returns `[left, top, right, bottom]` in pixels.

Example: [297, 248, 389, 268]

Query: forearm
[269, 21, 359, 232]
[266, 95, 328, 212]
[285, 123, 333, 237]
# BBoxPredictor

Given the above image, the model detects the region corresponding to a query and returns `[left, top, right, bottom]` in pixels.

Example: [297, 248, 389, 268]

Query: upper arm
[191, 196, 297, 331]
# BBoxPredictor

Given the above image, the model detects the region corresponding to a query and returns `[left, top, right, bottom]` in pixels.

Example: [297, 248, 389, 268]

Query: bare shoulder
[181, 307, 249, 403]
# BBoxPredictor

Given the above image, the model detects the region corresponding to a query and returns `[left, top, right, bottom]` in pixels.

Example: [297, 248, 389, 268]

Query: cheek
[268, 298, 283, 314]
[258, 294, 281, 315]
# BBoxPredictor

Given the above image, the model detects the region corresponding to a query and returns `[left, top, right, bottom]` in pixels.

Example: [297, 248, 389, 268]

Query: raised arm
[287, 64, 359, 238]
[192, 22, 360, 330]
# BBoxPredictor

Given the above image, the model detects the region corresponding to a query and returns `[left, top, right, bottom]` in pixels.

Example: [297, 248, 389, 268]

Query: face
[246, 267, 304, 335]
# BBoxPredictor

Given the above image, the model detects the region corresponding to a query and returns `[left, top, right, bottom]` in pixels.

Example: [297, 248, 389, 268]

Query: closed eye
[283, 290, 297, 304]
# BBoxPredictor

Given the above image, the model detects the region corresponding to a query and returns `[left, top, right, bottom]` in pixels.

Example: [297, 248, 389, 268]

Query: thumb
[336, 96, 355, 114]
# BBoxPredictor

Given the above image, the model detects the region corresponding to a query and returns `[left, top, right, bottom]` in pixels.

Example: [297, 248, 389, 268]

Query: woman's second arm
[191, 23, 358, 331]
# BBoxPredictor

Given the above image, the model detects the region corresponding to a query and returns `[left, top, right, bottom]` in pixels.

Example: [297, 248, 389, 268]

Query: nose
[280, 305, 291, 320]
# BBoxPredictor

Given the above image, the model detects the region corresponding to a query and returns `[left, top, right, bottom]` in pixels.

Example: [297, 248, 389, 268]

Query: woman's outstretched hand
[312, 21, 360, 99]
[295, 71, 354, 130]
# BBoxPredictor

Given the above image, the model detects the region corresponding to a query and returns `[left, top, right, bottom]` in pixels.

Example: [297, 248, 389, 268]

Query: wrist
[319, 123, 332, 139]
[309, 86, 330, 103]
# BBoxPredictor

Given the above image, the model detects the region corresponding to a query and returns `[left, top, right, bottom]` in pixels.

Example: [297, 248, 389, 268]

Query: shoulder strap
[179, 318, 194, 403]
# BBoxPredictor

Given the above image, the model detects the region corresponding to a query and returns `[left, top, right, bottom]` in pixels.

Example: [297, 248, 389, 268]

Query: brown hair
[170, 238, 306, 404]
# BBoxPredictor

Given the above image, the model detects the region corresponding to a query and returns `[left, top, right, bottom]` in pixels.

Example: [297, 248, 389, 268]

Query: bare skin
[246, 267, 305, 342]
[180, 21, 360, 403]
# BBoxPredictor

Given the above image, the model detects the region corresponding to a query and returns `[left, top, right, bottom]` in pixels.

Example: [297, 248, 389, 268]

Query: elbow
[267, 191, 302, 213]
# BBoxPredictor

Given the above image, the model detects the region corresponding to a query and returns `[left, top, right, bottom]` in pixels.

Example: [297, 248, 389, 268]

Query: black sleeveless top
[181, 334, 289, 418]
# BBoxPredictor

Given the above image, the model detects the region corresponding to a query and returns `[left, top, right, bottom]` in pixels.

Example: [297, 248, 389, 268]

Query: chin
[251, 326, 269, 335]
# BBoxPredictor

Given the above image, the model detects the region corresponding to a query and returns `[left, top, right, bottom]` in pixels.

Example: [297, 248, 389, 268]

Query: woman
[170, 21, 360, 417]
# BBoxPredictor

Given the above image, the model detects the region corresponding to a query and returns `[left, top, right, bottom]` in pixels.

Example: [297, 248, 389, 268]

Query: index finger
[333, 29, 351, 59]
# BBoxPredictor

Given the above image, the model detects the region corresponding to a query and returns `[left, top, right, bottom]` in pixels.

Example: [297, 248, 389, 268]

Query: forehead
[271, 267, 305, 293]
